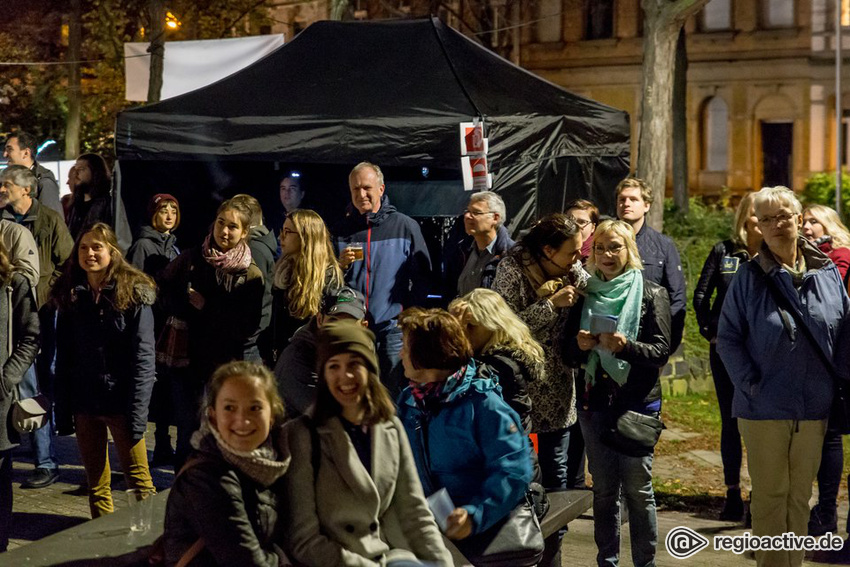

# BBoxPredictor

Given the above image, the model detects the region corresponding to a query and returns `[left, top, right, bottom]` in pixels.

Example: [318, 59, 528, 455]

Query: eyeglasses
[757, 212, 795, 226]
[464, 209, 495, 218]
[570, 217, 592, 228]
[593, 244, 625, 256]
[282, 228, 297, 237]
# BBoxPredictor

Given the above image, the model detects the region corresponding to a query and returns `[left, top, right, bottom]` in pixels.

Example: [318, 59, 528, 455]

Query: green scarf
[579, 269, 644, 386]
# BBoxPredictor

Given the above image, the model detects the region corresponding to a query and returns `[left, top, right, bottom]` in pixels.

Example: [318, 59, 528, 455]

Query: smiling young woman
[281, 320, 451, 567]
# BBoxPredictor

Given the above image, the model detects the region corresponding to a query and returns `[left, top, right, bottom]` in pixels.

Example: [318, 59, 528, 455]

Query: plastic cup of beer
[348, 243, 364, 261]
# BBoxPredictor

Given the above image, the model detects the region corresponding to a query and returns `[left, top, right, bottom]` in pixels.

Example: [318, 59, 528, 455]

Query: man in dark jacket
[616, 177, 686, 352]
[3, 132, 63, 216]
[444, 191, 514, 302]
[275, 287, 367, 416]
[335, 162, 431, 394]
[0, 165, 73, 489]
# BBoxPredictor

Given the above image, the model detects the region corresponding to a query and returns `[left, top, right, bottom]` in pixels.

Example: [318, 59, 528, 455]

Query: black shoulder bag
[757, 265, 850, 434]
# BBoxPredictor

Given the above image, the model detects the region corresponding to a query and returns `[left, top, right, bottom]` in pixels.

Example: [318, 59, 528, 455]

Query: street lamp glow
[165, 11, 181, 30]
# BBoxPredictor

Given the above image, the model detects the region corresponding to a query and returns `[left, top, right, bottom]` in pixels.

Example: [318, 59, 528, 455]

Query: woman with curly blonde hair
[270, 209, 343, 360]
[802, 204, 850, 281]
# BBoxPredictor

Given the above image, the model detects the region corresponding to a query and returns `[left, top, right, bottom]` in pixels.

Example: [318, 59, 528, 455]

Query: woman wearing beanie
[160, 198, 265, 470]
[128, 194, 181, 467]
[281, 320, 451, 567]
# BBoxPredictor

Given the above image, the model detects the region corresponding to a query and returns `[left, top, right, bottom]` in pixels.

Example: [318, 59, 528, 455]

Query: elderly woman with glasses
[718, 186, 849, 567]
[563, 219, 670, 567]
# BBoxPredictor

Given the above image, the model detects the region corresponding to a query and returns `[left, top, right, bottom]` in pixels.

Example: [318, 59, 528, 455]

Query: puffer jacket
[164, 431, 288, 567]
[0, 273, 40, 451]
[55, 282, 156, 441]
[693, 239, 752, 342]
[397, 360, 532, 536]
[717, 238, 850, 421]
[564, 279, 671, 413]
[334, 195, 431, 325]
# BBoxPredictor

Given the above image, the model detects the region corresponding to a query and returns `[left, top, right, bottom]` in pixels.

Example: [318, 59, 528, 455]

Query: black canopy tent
[115, 16, 630, 246]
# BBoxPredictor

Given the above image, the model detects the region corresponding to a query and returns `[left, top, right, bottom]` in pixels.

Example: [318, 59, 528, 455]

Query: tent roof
[116, 17, 629, 164]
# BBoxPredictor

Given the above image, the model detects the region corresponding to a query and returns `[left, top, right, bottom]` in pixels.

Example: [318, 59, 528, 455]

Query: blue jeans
[537, 428, 570, 490]
[374, 320, 403, 398]
[580, 410, 657, 567]
[19, 364, 57, 471]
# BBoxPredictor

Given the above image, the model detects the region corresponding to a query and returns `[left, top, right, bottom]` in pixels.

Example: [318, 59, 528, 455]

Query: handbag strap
[5, 285, 17, 402]
[755, 262, 841, 382]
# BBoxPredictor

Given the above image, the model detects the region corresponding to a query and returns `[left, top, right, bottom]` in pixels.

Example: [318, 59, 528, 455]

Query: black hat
[321, 287, 367, 320]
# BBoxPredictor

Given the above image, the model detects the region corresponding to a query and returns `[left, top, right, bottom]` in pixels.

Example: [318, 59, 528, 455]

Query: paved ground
[4, 424, 850, 566]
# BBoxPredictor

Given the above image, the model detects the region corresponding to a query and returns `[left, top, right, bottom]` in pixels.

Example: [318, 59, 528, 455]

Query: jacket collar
[1, 199, 38, 224]
[756, 236, 832, 275]
[316, 417, 382, 507]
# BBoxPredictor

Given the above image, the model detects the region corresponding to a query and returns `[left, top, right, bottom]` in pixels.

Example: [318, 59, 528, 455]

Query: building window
[700, 0, 731, 31]
[703, 97, 729, 172]
[535, 0, 562, 43]
[585, 0, 614, 40]
[761, 0, 794, 29]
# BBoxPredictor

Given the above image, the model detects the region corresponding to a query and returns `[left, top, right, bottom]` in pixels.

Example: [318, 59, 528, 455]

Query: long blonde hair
[449, 289, 544, 365]
[273, 209, 343, 319]
[732, 192, 758, 248]
[803, 204, 850, 249]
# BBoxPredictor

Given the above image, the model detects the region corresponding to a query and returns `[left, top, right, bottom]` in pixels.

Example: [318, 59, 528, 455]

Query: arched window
[704, 97, 729, 171]
[701, 0, 731, 31]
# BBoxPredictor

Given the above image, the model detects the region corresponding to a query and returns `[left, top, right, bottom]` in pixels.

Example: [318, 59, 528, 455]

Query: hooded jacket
[334, 196, 431, 325]
[127, 225, 179, 281]
[55, 282, 156, 441]
[717, 238, 850, 421]
[33, 162, 62, 217]
[397, 360, 532, 536]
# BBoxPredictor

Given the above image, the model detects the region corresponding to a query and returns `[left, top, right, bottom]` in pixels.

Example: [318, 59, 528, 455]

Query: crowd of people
[3, 129, 850, 567]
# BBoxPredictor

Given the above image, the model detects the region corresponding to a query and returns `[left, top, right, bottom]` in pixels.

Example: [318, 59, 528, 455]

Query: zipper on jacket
[365, 225, 372, 314]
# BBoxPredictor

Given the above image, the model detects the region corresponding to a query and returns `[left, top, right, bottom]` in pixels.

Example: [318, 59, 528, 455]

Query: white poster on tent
[124, 34, 285, 102]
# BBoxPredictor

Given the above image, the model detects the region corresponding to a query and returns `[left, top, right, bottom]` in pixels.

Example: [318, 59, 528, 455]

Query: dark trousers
[815, 428, 843, 513]
[171, 368, 202, 471]
[538, 428, 570, 490]
[0, 450, 12, 551]
[151, 365, 174, 453]
[710, 344, 742, 486]
[566, 420, 587, 489]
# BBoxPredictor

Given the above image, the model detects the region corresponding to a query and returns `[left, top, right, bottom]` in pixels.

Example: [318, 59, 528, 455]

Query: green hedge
[663, 199, 734, 361]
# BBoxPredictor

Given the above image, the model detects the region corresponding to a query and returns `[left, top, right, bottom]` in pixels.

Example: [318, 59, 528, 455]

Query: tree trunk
[147, 0, 165, 103]
[672, 27, 688, 213]
[65, 0, 82, 159]
[637, 0, 709, 230]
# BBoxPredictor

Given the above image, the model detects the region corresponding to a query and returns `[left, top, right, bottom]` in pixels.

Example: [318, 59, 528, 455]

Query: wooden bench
[443, 488, 593, 566]
[1, 489, 169, 566]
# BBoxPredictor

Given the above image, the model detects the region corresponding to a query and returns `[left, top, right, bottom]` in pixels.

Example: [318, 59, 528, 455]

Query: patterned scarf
[202, 234, 252, 291]
[409, 365, 468, 413]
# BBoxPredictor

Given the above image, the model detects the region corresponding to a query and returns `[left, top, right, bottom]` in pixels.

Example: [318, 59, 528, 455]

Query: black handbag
[602, 409, 664, 457]
[757, 265, 850, 434]
[419, 416, 544, 567]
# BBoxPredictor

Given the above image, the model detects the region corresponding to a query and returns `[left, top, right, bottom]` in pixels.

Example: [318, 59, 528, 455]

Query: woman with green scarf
[564, 219, 671, 567]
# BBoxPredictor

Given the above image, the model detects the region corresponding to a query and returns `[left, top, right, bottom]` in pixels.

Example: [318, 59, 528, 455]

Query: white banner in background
[124, 34, 285, 102]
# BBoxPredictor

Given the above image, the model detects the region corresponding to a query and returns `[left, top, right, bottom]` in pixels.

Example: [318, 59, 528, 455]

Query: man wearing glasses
[616, 177, 687, 352]
[447, 191, 515, 299]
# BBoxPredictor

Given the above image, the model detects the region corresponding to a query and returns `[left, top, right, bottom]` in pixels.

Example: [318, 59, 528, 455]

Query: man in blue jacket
[616, 177, 686, 352]
[335, 162, 431, 395]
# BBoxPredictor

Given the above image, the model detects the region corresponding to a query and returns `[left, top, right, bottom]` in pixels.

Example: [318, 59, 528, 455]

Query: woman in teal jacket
[396, 308, 532, 542]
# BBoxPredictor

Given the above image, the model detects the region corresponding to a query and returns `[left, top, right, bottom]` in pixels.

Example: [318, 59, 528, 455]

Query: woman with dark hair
[397, 308, 533, 558]
[67, 153, 114, 240]
[0, 239, 40, 550]
[161, 197, 265, 469]
[53, 223, 156, 518]
[693, 192, 761, 521]
[492, 213, 586, 491]
[282, 319, 450, 566]
[565, 219, 671, 567]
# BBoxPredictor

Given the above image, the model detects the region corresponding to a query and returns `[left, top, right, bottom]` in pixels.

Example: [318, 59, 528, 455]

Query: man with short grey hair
[446, 191, 515, 299]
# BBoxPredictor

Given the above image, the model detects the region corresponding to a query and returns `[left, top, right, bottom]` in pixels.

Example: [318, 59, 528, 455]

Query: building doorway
[761, 121, 792, 188]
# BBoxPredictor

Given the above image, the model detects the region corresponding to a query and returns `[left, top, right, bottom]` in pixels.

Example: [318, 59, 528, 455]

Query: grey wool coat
[282, 415, 451, 567]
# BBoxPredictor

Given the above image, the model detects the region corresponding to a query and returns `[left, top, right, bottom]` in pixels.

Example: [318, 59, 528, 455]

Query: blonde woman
[270, 209, 344, 361]
[564, 219, 671, 567]
[693, 192, 762, 521]
[802, 204, 850, 281]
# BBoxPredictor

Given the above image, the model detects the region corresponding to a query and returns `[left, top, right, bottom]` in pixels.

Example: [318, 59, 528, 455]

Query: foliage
[802, 171, 850, 216]
[664, 198, 734, 360]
